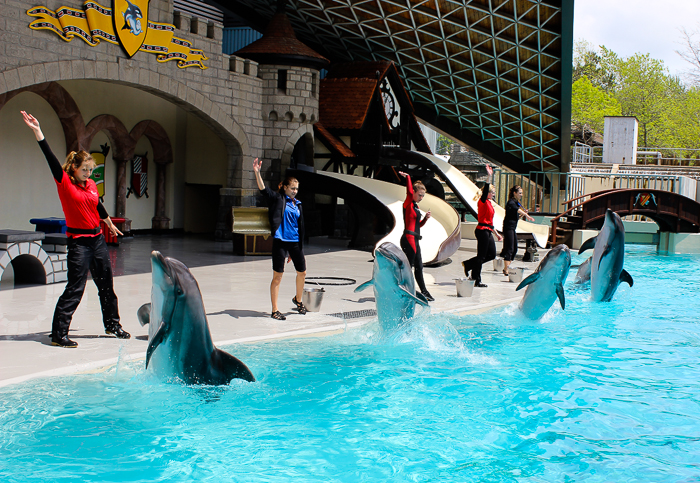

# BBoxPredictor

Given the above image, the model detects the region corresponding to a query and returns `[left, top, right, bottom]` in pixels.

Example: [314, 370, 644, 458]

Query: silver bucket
[493, 257, 505, 272]
[302, 287, 325, 312]
[454, 277, 475, 297]
[508, 267, 527, 284]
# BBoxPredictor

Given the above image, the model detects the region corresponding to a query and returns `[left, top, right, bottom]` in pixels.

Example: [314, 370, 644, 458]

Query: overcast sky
[573, 0, 700, 78]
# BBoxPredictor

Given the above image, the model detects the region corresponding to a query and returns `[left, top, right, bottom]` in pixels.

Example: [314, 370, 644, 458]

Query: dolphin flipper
[619, 269, 634, 287]
[145, 321, 166, 369]
[556, 283, 566, 309]
[213, 349, 256, 383]
[578, 236, 597, 254]
[400, 286, 429, 307]
[137, 303, 151, 326]
[354, 280, 374, 293]
[516, 272, 541, 291]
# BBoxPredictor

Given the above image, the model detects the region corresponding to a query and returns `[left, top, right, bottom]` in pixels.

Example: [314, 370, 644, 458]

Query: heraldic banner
[27, 1, 208, 69]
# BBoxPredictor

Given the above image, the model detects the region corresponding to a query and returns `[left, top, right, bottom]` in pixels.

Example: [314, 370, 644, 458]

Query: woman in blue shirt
[253, 158, 307, 320]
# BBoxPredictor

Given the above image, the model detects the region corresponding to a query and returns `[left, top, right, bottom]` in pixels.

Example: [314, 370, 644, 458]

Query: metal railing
[489, 170, 682, 215]
[572, 141, 700, 166]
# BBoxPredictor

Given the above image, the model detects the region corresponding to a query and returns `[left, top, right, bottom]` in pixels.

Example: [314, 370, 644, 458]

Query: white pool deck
[0, 236, 544, 388]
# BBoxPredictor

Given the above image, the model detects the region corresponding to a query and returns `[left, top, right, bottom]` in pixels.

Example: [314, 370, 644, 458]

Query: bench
[231, 207, 273, 255]
[29, 217, 67, 234]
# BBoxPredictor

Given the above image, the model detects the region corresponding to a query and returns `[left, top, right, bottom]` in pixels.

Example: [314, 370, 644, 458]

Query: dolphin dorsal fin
[578, 236, 597, 254]
[137, 303, 151, 326]
[515, 272, 540, 291]
[354, 280, 374, 293]
[619, 269, 634, 287]
[556, 283, 566, 309]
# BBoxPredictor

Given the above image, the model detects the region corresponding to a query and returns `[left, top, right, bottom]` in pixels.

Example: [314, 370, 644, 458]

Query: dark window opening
[278, 69, 287, 93]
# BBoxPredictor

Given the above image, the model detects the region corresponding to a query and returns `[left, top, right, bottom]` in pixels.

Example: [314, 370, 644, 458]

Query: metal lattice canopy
[210, 0, 574, 173]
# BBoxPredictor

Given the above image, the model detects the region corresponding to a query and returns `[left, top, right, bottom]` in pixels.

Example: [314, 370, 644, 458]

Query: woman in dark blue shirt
[501, 185, 534, 275]
[253, 158, 307, 320]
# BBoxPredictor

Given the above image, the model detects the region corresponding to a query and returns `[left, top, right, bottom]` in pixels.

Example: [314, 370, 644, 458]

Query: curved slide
[294, 170, 461, 264]
[385, 149, 550, 248]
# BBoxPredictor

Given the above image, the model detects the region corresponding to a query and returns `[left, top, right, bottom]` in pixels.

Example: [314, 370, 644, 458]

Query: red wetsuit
[400, 174, 428, 295]
[402, 174, 427, 251]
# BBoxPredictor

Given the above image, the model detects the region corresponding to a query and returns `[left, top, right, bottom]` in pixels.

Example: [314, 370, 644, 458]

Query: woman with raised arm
[252, 157, 307, 320]
[462, 165, 503, 288]
[501, 185, 535, 276]
[21, 111, 129, 348]
[398, 171, 433, 301]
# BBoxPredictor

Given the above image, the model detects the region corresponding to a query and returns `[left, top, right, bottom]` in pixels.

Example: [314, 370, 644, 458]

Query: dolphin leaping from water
[578, 209, 633, 302]
[355, 242, 429, 332]
[516, 244, 571, 319]
[138, 251, 255, 385]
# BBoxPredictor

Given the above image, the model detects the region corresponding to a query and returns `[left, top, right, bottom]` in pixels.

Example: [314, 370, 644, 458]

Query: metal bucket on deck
[493, 257, 505, 272]
[454, 277, 475, 297]
[508, 267, 527, 284]
[302, 287, 325, 312]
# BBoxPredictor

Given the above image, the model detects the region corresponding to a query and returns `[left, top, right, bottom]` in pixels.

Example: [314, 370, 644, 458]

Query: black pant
[400, 235, 427, 293]
[52, 235, 120, 337]
[500, 228, 517, 261]
[463, 229, 496, 284]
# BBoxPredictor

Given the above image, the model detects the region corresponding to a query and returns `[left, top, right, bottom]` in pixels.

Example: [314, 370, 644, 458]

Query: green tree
[571, 75, 621, 141]
[614, 53, 684, 148]
[573, 40, 617, 92]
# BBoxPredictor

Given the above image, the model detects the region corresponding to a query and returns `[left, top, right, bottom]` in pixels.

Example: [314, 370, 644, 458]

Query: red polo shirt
[56, 172, 102, 238]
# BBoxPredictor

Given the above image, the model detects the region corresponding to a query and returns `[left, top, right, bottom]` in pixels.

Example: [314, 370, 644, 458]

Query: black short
[272, 238, 306, 273]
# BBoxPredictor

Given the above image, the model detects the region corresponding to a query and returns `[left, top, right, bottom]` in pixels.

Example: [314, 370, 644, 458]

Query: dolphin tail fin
[137, 303, 151, 326]
[354, 280, 374, 293]
[515, 272, 541, 291]
[619, 269, 634, 287]
[556, 283, 566, 309]
[399, 287, 429, 307]
[578, 236, 597, 254]
[213, 349, 256, 383]
[145, 321, 166, 369]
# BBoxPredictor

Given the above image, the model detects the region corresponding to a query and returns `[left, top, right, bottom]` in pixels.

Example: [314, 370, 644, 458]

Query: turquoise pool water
[1, 246, 700, 482]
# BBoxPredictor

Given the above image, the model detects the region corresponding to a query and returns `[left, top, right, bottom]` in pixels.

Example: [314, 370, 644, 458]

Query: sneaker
[271, 311, 286, 320]
[105, 326, 131, 339]
[51, 335, 78, 348]
[292, 296, 307, 315]
[420, 291, 435, 302]
[475, 282, 488, 288]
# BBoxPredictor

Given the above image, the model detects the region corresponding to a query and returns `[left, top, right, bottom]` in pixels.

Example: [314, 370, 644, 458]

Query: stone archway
[281, 124, 315, 173]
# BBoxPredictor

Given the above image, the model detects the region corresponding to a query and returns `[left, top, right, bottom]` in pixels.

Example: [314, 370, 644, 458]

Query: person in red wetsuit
[22, 111, 130, 348]
[462, 165, 503, 288]
[398, 171, 433, 301]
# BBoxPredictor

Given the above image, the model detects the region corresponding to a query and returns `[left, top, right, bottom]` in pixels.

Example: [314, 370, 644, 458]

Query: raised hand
[21, 111, 45, 141]
[252, 157, 261, 173]
[485, 165, 493, 177]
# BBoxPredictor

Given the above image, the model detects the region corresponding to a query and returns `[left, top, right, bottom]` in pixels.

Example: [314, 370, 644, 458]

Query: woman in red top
[462, 165, 503, 287]
[22, 111, 130, 348]
[398, 171, 433, 301]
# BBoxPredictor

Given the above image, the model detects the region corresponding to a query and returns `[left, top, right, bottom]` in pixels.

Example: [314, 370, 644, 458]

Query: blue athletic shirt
[274, 196, 302, 242]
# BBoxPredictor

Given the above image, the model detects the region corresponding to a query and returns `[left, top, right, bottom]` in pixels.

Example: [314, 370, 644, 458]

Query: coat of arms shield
[113, 0, 149, 57]
[126, 153, 149, 198]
